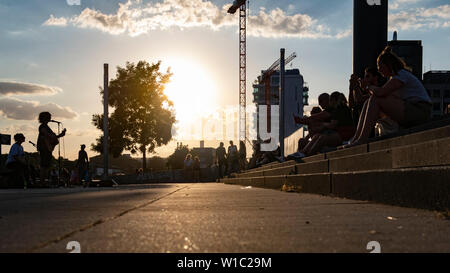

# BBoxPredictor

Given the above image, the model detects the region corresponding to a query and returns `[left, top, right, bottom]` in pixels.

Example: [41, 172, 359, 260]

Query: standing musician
[37, 112, 67, 187]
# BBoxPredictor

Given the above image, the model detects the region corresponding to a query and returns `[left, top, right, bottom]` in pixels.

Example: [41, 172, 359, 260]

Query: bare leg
[303, 133, 342, 156]
[351, 95, 405, 146]
[302, 134, 321, 156]
[351, 99, 370, 143]
[298, 137, 310, 152]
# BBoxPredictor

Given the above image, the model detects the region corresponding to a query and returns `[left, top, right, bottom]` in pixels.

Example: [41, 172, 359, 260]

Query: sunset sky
[1, 0, 449, 160]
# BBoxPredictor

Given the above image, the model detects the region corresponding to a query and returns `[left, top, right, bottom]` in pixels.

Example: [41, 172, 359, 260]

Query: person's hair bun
[383, 46, 392, 54]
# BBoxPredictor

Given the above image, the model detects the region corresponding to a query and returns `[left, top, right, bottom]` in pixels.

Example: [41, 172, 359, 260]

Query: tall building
[388, 36, 423, 81]
[423, 71, 450, 117]
[353, 0, 388, 77]
[252, 69, 308, 144]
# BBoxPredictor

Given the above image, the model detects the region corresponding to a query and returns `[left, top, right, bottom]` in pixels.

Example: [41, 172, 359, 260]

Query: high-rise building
[388, 37, 423, 81]
[423, 71, 450, 117]
[252, 69, 308, 154]
[353, 0, 388, 77]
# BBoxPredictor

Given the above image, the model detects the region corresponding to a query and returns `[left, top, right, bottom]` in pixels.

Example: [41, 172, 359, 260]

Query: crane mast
[228, 0, 247, 142]
[239, 3, 247, 141]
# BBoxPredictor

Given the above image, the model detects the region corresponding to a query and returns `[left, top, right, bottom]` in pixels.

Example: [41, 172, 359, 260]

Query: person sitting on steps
[344, 46, 432, 149]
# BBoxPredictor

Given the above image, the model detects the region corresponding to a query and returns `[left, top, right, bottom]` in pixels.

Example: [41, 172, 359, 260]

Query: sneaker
[287, 152, 306, 160]
[275, 156, 285, 163]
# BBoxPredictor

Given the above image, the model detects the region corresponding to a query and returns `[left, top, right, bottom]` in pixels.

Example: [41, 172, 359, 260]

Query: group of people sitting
[290, 46, 432, 159]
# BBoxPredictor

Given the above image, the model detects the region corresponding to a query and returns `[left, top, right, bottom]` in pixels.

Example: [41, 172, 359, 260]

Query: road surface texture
[0, 183, 448, 253]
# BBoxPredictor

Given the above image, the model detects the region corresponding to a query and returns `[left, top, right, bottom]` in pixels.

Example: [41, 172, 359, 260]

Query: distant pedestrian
[77, 144, 89, 187]
[239, 141, 247, 172]
[184, 154, 194, 181]
[227, 141, 239, 174]
[193, 156, 201, 182]
[216, 142, 227, 178]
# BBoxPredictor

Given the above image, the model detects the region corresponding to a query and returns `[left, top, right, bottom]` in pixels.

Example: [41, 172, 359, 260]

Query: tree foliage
[92, 61, 175, 170]
[166, 144, 191, 170]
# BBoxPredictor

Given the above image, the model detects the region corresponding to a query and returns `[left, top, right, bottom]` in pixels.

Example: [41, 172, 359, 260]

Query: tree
[92, 61, 175, 171]
[166, 144, 190, 170]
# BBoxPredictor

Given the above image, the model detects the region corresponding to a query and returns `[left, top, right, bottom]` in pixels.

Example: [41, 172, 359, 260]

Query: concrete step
[295, 160, 329, 175]
[301, 154, 326, 163]
[299, 125, 450, 164]
[329, 137, 450, 172]
[369, 125, 450, 152]
[332, 166, 450, 211]
[223, 166, 450, 211]
[239, 160, 296, 175]
[264, 165, 296, 177]
[237, 137, 449, 179]
[329, 149, 393, 173]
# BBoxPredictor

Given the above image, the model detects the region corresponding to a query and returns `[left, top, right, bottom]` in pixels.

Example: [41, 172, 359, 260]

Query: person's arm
[323, 120, 338, 130]
[349, 74, 359, 108]
[57, 128, 67, 138]
[310, 110, 332, 123]
[367, 78, 404, 97]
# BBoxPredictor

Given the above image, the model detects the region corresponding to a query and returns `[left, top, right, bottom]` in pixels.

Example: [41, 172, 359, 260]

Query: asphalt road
[0, 183, 448, 253]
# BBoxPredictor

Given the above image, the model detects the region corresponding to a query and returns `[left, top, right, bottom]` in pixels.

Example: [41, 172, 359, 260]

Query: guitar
[38, 128, 66, 152]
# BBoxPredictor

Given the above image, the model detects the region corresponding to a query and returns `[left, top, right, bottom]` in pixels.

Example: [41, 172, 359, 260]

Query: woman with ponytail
[344, 46, 432, 148]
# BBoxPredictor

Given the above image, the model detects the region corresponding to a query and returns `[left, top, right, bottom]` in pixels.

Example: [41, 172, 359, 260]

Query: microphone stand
[57, 123, 62, 187]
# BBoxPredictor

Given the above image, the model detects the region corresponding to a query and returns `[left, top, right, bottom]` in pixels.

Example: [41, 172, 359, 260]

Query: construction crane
[261, 52, 297, 132]
[228, 0, 247, 142]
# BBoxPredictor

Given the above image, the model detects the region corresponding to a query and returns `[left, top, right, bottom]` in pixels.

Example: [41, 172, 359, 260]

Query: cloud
[389, 4, 450, 31]
[42, 0, 350, 39]
[2, 124, 35, 134]
[0, 81, 61, 96]
[0, 97, 78, 121]
[390, 0, 420, 10]
[43, 14, 68, 26]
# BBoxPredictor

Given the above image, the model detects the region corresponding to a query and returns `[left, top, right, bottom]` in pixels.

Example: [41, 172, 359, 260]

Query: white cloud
[42, 0, 350, 39]
[390, 0, 421, 10]
[2, 124, 35, 134]
[389, 4, 450, 31]
[43, 14, 68, 26]
[0, 97, 78, 121]
[0, 81, 61, 96]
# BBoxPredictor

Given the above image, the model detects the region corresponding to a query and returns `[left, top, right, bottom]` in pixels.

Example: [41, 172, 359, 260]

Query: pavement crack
[27, 186, 188, 253]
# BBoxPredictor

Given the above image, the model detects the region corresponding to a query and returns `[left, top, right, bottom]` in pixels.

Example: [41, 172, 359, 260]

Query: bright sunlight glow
[164, 59, 218, 127]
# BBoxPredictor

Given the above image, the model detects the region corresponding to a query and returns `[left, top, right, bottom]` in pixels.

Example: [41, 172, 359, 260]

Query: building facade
[388, 39, 423, 81]
[252, 69, 308, 147]
[423, 71, 450, 117]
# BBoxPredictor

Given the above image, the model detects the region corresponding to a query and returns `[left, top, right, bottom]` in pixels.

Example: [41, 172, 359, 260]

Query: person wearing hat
[77, 144, 89, 186]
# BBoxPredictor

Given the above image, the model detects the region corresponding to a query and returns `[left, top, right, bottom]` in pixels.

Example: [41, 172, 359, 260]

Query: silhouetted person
[239, 141, 247, 172]
[216, 142, 227, 178]
[349, 67, 385, 127]
[318, 93, 330, 111]
[293, 107, 323, 156]
[77, 144, 89, 187]
[298, 92, 355, 157]
[227, 141, 238, 174]
[37, 112, 66, 187]
[344, 46, 432, 148]
[193, 156, 201, 182]
[6, 134, 27, 187]
[184, 154, 193, 181]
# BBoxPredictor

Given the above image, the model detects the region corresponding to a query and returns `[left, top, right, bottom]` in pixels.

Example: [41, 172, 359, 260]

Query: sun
[164, 59, 218, 125]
